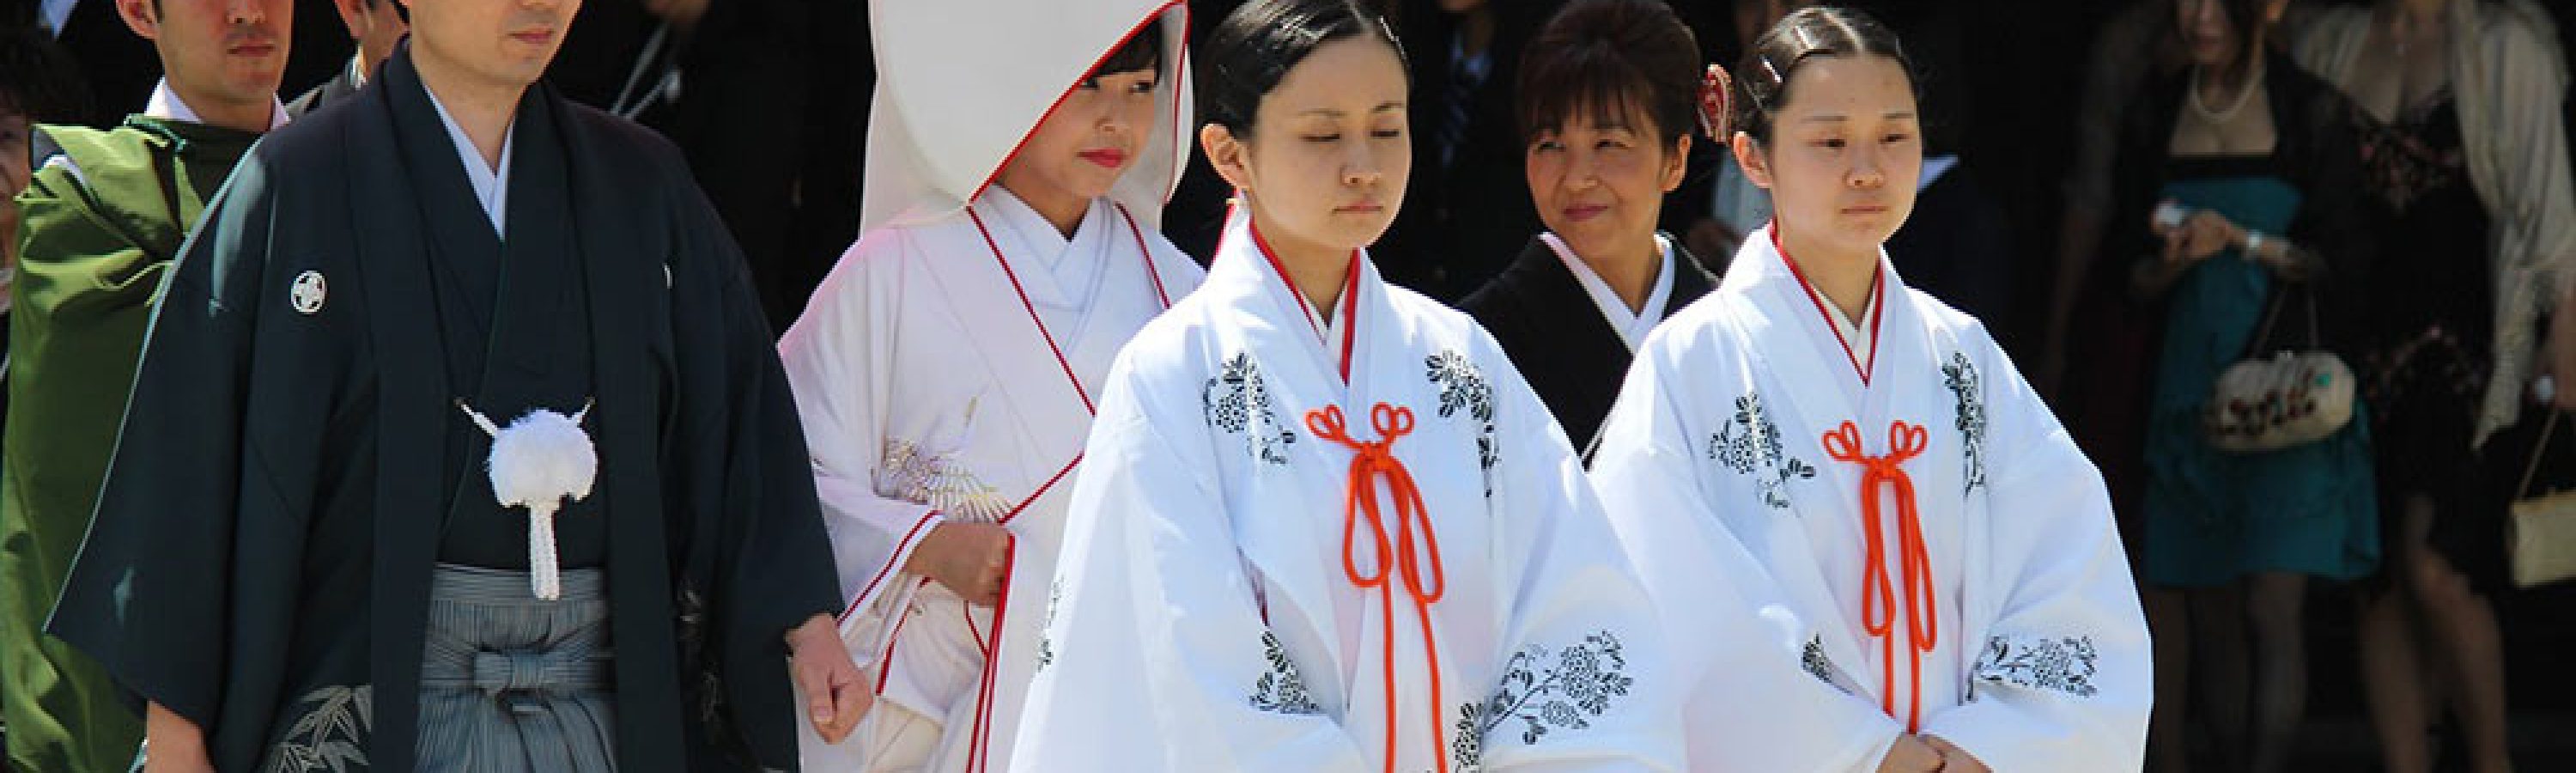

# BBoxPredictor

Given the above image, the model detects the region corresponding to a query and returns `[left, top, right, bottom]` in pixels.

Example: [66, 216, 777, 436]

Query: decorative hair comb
[1698, 64, 1735, 140]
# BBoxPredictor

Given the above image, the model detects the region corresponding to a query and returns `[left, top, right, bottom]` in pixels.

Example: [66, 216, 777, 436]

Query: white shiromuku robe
[1011, 210, 1680, 772]
[1591, 224, 2150, 771]
[779, 187, 1203, 771]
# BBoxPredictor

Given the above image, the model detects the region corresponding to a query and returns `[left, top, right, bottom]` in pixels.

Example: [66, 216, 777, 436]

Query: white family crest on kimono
[290, 270, 327, 314]
[1591, 223, 2150, 771]
[457, 399, 597, 600]
[1012, 210, 1679, 772]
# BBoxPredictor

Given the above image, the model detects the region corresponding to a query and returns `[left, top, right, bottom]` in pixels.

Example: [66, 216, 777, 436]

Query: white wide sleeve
[1009, 345, 1372, 773]
[1917, 332, 2151, 771]
[1590, 333, 1907, 773]
[1464, 338, 1681, 772]
[776, 233, 945, 644]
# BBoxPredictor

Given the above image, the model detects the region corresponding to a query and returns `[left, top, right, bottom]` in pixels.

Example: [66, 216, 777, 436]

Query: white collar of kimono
[1728, 222, 1888, 384]
[979, 185, 1118, 285]
[1299, 277, 1345, 356]
[861, 0, 1192, 233]
[1538, 231, 1675, 352]
[1817, 275, 1880, 375]
[1265, 222, 1360, 367]
[1217, 204, 1366, 381]
[143, 78, 289, 131]
[423, 83, 517, 239]
[1845, 284, 1880, 346]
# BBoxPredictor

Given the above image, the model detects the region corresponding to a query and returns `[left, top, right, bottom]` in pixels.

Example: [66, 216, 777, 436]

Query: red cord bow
[1307, 403, 1449, 773]
[1821, 420, 1940, 733]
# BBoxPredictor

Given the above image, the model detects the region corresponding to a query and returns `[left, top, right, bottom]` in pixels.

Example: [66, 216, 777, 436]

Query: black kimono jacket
[48, 46, 840, 772]
[1460, 235, 1718, 455]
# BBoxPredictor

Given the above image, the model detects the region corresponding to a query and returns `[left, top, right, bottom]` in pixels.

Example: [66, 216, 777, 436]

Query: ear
[1201, 123, 1255, 192]
[116, 0, 161, 42]
[336, 0, 372, 38]
[1731, 131, 1774, 190]
[1659, 134, 1692, 193]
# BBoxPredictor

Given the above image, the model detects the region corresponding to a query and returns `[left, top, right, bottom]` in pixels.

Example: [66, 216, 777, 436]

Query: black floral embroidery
[1205, 352, 1297, 465]
[1705, 393, 1817, 508]
[1941, 351, 1988, 494]
[1249, 631, 1321, 715]
[1801, 636, 1838, 687]
[264, 685, 371, 773]
[1426, 350, 1500, 496]
[1973, 635, 2101, 698]
[1453, 701, 1489, 770]
[1456, 630, 1636, 760]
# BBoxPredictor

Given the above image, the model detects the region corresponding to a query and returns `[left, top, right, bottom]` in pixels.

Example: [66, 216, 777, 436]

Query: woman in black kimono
[1461, 0, 1721, 456]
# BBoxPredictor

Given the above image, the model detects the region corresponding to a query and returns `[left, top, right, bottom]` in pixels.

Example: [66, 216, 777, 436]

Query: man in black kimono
[47, 0, 867, 770]
[284, 0, 404, 119]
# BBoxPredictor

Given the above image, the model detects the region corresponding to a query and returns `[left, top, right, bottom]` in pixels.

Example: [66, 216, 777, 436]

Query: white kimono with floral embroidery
[1591, 224, 2149, 772]
[1010, 210, 1680, 772]
[777, 188, 1202, 771]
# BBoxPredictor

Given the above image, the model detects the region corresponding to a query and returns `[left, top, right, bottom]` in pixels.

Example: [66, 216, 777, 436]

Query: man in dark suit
[41, 0, 160, 129]
[284, 0, 402, 118]
[43, 0, 348, 129]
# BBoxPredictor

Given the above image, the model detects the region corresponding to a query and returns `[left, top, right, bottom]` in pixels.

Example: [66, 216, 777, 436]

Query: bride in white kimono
[1590, 9, 2150, 773]
[1011, 1, 1678, 770]
[775, 2, 1204, 770]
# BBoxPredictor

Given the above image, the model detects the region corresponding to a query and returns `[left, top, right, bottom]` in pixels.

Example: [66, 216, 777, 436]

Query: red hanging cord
[1306, 404, 1449, 773]
[1820, 421, 1939, 733]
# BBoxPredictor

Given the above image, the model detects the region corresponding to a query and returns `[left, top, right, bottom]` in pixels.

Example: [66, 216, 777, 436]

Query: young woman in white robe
[1590, 8, 2152, 773]
[775, 3, 1205, 770]
[1010, 1, 1678, 770]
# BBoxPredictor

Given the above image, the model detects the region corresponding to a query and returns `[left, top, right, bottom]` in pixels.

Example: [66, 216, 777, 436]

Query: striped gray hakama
[416, 563, 616, 773]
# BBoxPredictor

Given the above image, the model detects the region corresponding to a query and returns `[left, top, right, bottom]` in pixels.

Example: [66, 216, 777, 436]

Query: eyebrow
[1298, 101, 1408, 117]
[1798, 111, 1920, 124]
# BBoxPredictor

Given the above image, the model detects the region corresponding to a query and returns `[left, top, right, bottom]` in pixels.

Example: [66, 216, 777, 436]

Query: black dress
[2351, 87, 2506, 593]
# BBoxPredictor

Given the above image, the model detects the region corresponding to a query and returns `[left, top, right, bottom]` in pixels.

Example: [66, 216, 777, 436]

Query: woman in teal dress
[2107, 2, 2379, 771]
[2142, 168, 2378, 590]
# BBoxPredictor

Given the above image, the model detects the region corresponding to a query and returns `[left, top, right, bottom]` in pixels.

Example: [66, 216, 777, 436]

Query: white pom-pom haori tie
[458, 399, 598, 600]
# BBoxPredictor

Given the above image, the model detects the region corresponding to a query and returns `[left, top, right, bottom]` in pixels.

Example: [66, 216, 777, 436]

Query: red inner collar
[1248, 216, 1364, 384]
[1772, 223, 1886, 386]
